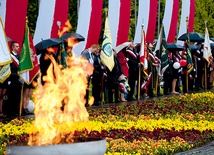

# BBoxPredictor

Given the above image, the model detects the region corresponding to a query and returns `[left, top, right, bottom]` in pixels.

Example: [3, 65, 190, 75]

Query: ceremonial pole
[185, 17, 189, 92]
[137, 23, 144, 100]
[204, 21, 208, 90]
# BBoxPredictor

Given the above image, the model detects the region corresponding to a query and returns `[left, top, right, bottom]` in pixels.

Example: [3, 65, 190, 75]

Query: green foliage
[27, 0, 38, 35]
[68, 0, 78, 32]
[194, 0, 214, 37]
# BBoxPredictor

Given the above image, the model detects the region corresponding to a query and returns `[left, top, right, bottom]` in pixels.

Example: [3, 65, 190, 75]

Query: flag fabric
[19, 26, 40, 84]
[0, 0, 28, 52]
[134, 0, 158, 44]
[19, 25, 34, 73]
[100, 17, 115, 72]
[141, 72, 152, 90]
[185, 27, 194, 74]
[154, 25, 168, 76]
[160, 26, 168, 76]
[162, 0, 179, 43]
[72, 0, 103, 56]
[139, 27, 148, 75]
[33, 0, 69, 45]
[177, 0, 195, 45]
[0, 17, 11, 83]
[108, 0, 131, 48]
[203, 27, 212, 65]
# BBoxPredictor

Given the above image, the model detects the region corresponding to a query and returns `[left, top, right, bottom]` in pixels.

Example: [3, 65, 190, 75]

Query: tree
[194, 0, 214, 37]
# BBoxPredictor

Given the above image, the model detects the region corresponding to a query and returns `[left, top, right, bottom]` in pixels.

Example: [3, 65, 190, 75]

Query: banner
[19, 26, 40, 84]
[0, 18, 11, 66]
[19, 25, 33, 73]
[140, 27, 148, 75]
[203, 27, 212, 65]
[0, 17, 11, 83]
[100, 17, 115, 71]
[185, 28, 193, 74]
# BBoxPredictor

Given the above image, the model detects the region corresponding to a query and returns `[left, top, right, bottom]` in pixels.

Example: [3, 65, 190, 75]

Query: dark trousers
[127, 76, 137, 99]
[3, 81, 22, 116]
[92, 77, 102, 103]
[108, 84, 119, 103]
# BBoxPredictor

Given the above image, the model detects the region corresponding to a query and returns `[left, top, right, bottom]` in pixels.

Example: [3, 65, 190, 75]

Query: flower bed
[0, 92, 214, 154]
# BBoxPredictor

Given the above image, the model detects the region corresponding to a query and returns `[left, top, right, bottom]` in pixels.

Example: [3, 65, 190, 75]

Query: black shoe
[93, 102, 100, 106]
[127, 97, 136, 101]
[25, 109, 33, 115]
[157, 93, 163, 97]
[148, 94, 156, 98]
[21, 109, 27, 116]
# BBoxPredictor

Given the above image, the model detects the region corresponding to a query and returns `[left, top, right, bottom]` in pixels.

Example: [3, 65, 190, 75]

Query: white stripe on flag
[177, 0, 190, 45]
[33, 0, 56, 45]
[162, 0, 173, 41]
[73, 0, 92, 56]
[134, 0, 150, 44]
[108, 0, 120, 49]
[0, 0, 6, 25]
[0, 18, 11, 65]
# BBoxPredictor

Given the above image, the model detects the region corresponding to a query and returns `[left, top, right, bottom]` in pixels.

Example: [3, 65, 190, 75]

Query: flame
[58, 20, 72, 38]
[29, 54, 94, 146]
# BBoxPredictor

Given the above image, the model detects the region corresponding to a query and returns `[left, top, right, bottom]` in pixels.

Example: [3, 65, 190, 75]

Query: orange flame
[29, 54, 94, 146]
[58, 20, 72, 38]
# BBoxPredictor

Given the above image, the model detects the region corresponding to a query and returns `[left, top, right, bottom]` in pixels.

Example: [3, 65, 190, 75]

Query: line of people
[81, 41, 214, 106]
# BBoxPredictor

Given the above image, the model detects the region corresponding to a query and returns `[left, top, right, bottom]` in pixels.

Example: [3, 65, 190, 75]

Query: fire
[28, 50, 94, 146]
[58, 20, 72, 38]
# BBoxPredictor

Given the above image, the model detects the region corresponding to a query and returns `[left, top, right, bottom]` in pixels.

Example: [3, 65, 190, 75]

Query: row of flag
[0, 17, 39, 85]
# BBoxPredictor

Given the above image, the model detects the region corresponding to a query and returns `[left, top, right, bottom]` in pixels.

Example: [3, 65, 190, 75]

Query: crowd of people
[81, 41, 214, 106]
[1, 39, 214, 118]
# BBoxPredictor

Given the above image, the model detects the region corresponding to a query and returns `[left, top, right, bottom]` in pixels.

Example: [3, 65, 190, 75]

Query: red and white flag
[0, 0, 28, 53]
[72, 0, 103, 56]
[177, 0, 195, 45]
[108, 0, 131, 48]
[140, 28, 148, 73]
[33, 0, 69, 45]
[162, 0, 179, 43]
[134, 0, 158, 44]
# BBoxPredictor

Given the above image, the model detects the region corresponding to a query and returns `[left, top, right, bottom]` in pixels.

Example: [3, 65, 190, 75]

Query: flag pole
[204, 20, 208, 90]
[185, 17, 189, 92]
[138, 23, 144, 100]
[19, 19, 29, 118]
[155, 25, 163, 95]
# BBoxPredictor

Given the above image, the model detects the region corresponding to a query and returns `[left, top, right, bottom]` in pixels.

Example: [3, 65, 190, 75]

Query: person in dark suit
[91, 48, 103, 106]
[81, 44, 100, 105]
[126, 43, 139, 101]
[5, 41, 23, 116]
[106, 50, 123, 103]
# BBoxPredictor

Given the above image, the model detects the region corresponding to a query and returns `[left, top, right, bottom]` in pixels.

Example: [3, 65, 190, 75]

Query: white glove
[126, 58, 129, 61]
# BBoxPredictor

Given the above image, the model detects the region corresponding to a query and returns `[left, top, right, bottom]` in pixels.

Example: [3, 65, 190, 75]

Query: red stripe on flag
[167, 0, 179, 43]
[50, 0, 69, 38]
[4, 0, 28, 54]
[29, 32, 40, 83]
[116, 0, 131, 46]
[146, 0, 158, 43]
[85, 0, 103, 48]
[188, 0, 195, 32]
